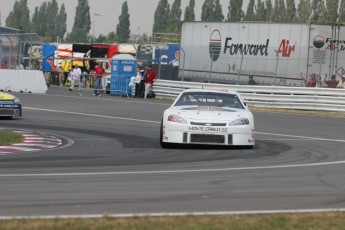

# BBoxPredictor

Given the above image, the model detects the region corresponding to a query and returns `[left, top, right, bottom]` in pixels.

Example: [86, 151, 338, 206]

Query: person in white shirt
[69, 65, 81, 91]
[336, 75, 345, 88]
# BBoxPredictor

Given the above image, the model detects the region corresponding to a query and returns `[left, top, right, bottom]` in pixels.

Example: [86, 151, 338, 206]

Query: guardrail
[153, 80, 345, 112]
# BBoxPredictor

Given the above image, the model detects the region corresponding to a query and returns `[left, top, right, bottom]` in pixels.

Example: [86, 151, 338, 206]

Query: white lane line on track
[257, 132, 345, 143]
[0, 208, 345, 220]
[25, 107, 345, 143]
[24, 107, 160, 124]
[1, 160, 345, 178]
[35, 93, 170, 106]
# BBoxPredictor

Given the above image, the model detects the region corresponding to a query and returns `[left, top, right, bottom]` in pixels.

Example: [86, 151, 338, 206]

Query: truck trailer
[180, 22, 345, 86]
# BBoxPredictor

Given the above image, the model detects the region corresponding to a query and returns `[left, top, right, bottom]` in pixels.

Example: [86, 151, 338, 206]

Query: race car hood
[0, 93, 16, 101]
[170, 106, 250, 121]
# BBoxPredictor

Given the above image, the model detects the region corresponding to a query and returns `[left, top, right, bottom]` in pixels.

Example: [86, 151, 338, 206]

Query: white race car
[160, 89, 255, 148]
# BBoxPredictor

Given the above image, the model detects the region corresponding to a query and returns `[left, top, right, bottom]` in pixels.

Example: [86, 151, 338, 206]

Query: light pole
[92, 13, 103, 42]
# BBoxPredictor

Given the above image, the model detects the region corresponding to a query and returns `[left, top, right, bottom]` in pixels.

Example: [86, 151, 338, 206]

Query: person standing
[302, 73, 318, 87]
[144, 65, 158, 98]
[248, 75, 257, 85]
[336, 74, 345, 88]
[58, 66, 65, 87]
[139, 70, 146, 98]
[93, 62, 105, 97]
[1, 61, 9, 69]
[323, 75, 338, 88]
[134, 70, 143, 97]
[16, 61, 24, 70]
[69, 64, 81, 91]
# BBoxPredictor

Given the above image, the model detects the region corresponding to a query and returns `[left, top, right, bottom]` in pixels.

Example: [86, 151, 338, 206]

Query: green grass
[1, 212, 345, 230]
[250, 106, 345, 119]
[0, 130, 24, 146]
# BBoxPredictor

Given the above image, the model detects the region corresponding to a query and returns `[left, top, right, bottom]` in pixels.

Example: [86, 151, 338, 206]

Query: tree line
[5, 0, 345, 43]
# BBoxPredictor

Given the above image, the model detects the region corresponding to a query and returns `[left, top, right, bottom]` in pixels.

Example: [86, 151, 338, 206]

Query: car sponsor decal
[188, 126, 228, 132]
[0, 104, 19, 108]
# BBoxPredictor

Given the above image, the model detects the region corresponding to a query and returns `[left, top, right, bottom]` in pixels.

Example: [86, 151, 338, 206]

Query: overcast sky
[1, 0, 252, 37]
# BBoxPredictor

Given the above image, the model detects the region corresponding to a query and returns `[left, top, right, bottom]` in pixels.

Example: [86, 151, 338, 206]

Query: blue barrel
[110, 54, 137, 96]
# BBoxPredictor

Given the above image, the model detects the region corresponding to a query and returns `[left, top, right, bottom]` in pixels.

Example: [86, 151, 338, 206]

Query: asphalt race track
[0, 86, 344, 217]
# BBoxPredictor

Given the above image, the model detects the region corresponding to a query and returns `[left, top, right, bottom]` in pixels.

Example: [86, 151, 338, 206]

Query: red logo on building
[277, 39, 296, 57]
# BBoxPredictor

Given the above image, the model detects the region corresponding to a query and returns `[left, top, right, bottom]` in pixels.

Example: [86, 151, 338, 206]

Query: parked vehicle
[180, 22, 345, 86]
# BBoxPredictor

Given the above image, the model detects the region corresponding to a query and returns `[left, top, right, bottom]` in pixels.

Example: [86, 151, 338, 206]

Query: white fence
[153, 80, 345, 112]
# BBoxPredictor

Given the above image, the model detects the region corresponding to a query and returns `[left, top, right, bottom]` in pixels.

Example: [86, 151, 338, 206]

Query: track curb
[0, 129, 63, 154]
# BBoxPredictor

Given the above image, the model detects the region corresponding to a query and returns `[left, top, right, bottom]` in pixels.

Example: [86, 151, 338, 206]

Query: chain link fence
[0, 32, 42, 70]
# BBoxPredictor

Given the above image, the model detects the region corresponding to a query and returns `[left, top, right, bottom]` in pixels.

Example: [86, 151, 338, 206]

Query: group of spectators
[302, 73, 345, 88]
[64, 63, 158, 99]
[0, 60, 24, 70]
[133, 65, 158, 98]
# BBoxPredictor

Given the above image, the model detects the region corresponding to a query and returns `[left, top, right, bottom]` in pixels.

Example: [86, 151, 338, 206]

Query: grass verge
[250, 106, 345, 119]
[0, 130, 24, 146]
[0, 212, 345, 230]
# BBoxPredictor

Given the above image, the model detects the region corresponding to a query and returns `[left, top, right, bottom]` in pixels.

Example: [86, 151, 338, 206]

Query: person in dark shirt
[248, 75, 257, 85]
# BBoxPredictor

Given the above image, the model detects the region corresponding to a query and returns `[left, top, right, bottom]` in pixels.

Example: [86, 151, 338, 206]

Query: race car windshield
[174, 92, 245, 109]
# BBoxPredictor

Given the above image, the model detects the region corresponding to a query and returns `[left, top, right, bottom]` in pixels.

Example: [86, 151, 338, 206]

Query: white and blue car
[160, 89, 255, 148]
[0, 92, 22, 119]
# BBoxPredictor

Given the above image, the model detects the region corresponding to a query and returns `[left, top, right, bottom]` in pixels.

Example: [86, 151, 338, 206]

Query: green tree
[297, 0, 312, 23]
[166, 0, 182, 33]
[116, 1, 131, 43]
[184, 0, 195, 21]
[106, 31, 118, 43]
[57, 4, 67, 40]
[272, 0, 280, 22]
[265, 0, 273, 21]
[244, 0, 255, 21]
[201, 0, 214, 21]
[31, 1, 66, 42]
[286, 0, 297, 22]
[31, 2, 48, 36]
[46, 0, 59, 40]
[339, 0, 345, 23]
[312, 0, 327, 23]
[153, 0, 170, 33]
[212, 0, 224, 21]
[69, 0, 91, 42]
[95, 34, 107, 43]
[227, 0, 243, 22]
[66, 28, 89, 43]
[6, 0, 30, 32]
[277, 0, 287, 22]
[256, 0, 266, 21]
[325, 0, 339, 23]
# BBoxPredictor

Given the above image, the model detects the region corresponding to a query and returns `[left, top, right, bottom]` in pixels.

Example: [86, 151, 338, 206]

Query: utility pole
[92, 13, 103, 42]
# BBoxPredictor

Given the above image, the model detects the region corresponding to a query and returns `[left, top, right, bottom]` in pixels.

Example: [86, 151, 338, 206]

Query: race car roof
[180, 88, 239, 95]
[0, 92, 16, 100]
